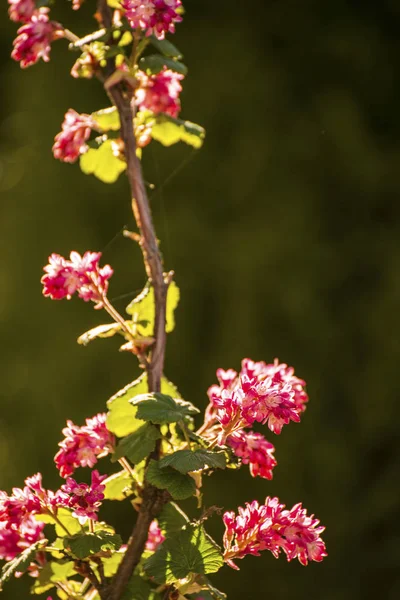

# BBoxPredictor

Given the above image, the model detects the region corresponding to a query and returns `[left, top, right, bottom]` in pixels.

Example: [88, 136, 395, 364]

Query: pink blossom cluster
[9, 1, 64, 69]
[136, 68, 184, 118]
[55, 413, 115, 478]
[0, 470, 107, 564]
[60, 470, 107, 524]
[122, 0, 183, 40]
[226, 430, 277, 480]
[53, 110, 96, 163]
[0, 474, 60, 561]
[145, 520, 165, 551]
[41, 251, 113, 305]
[207, 358, 308, 438]
[223, 497, 327, 568]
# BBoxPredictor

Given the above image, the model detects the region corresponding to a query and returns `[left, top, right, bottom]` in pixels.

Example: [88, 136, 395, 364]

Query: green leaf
[80, 139, 126, 183]
[0, 540, 46, 588]
[159, 450, 226, 474]
[64, 531, 122, 559]
[103, 470, 135, 501]
[151, 115, 205, 149]
[139, 54, 188, 76]
[102, 549, 125, 577]
[126, 281, 180, 335]
[106, 373, 147, 437]
[149, 36, 183, 59]
[146, 460, 196, 500]
[107, 374, 182, 437]
[35, 508, 82, 537]
[31, 561, 76, 595]
[131, 393, 199, 424]
[157, 502, 189, 537]
[120, 575, 153, 600]
[107, 0, 121, 7]
[77, 322, 123, 346]
[144, 526, 223, 584]
[112, 423, 161, 464]
[92, 107, 121, 132]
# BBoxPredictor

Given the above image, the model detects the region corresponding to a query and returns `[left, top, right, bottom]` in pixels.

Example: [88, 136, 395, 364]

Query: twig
[96, 2, 169, 599]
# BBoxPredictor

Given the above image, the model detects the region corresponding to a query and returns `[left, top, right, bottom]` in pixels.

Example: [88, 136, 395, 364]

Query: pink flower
[223, 497, 327, 568]
[0, 516, 45, 561]
[60, 470, 107, 524]
[206, 358, 308, 441]
[135, 68, 184, 117]
[11, 12, 64, 69]
[242, 358, 309, 413]
[226, 430, 277, 480]
[8, 0, 36, 23]
[55, 413, 115, 478]
[145, 520, 165, 551]
[41, 251, 113, 305]
[122, 0, 183, 40]
[53, 109, 96, 163]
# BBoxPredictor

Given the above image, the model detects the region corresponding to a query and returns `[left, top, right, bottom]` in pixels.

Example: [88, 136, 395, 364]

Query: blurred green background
[1, 0, 400, 598]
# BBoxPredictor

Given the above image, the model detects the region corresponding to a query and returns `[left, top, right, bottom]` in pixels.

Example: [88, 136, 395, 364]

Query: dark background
[1, 1, 400, 598]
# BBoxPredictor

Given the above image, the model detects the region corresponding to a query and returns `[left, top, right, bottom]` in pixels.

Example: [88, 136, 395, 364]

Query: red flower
[223, 497, 327, 568]
[53, 110, 95, 164]
[122, 0, 183, 40]
[227, 430, 277, 480]
[41, 251, 113, 305]
[55, 413, 115, 478]
[136, 68, 184, 118]
[60, 470, 107, 524]
[8, 0, 36, 23]
[11, 12, 63, 69]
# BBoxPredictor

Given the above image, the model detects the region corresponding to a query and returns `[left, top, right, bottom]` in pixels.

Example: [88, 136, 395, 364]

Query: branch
[96, 2, 169, 599]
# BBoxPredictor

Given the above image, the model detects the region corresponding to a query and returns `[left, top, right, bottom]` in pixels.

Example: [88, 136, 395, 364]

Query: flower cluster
[223, 497, 327, 568]
[145, 520, 165, 551]
[41, 251, 113, 305]
[0, 469, 108, 566]
[122, 0, 183, 40]
[53, 110, 96, 163]
[60, 470, 107, 524]
[55, 413, 115, 478]
[226, 430, 277, 480]
[207, 358, 308, 438]
[0, 474, 60, 562]
[10, 1, 64, 69]
[136, 68, 184, 118]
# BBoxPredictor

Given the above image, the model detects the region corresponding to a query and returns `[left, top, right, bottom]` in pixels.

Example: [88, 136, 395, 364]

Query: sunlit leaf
[106, 373, 147, 437]
[107, 374, 182, 436]
[77, 322, 123, 346]
[145, 459, 196, 500]
[36, 508, 81, 537]
[92, 107, 121, 132]
[80, 140, 126, 183]
[151, 116, 205, 149]
[125, 281, 180, 335]
[31, 561, 76, 595]
[144, 525, 223, 584]
[103, 470, 135, 501]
